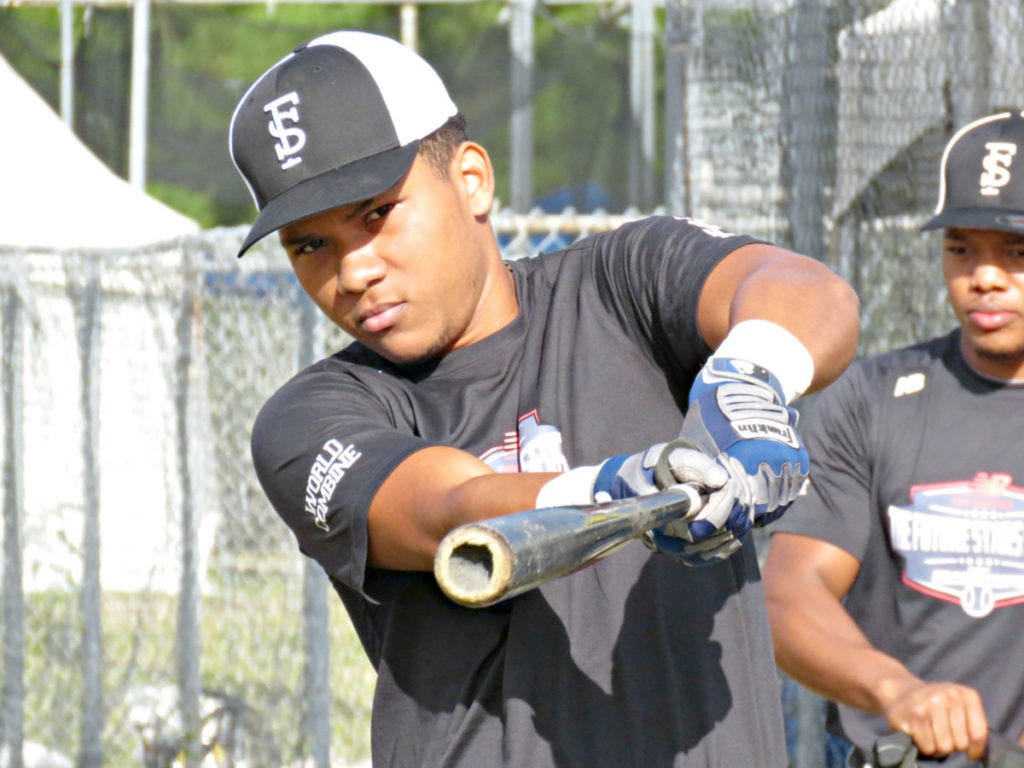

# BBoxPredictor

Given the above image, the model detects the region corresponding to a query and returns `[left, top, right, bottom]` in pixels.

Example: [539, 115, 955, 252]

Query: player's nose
[339, 243, 387, 294]
[970, 256, 1009, 292]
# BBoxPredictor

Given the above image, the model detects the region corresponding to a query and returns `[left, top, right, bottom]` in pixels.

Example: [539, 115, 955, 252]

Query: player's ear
[455, 142, 495, 217]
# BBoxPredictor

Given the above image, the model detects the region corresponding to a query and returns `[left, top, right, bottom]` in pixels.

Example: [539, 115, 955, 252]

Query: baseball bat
[433, 485, 702, 608]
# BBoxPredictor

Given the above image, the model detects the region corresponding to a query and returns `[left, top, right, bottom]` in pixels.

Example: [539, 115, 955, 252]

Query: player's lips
[966, 306, 1018, 332]
[358, 302, 406, 333]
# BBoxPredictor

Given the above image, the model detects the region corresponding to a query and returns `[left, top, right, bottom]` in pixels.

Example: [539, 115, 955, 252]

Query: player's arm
[697, 242, 860, 393]
[650, 242, 860, 556]
[366, 446, 558, 570]
[762, 532, 989, 761]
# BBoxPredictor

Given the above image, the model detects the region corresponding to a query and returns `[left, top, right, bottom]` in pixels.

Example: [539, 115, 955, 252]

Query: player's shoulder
[562, 214, 755, 252]
[820, 331, 956, 410]
[852, 332, 954, 383]
[255, 344, 395, 425]
[534, 215, 761, 290]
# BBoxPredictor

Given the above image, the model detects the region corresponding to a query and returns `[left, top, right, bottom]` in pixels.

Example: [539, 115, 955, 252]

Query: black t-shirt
[773, 331, 1024, 766]
[252, 216, 788, 767]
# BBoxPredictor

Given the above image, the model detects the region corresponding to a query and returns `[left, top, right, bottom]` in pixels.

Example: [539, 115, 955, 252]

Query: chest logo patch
[479, 409, 570, 474]
[888, 472, 1024, 617]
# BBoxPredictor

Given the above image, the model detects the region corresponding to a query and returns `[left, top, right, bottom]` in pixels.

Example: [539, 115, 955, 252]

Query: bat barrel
[434, 486, 700, 608]
[433, 526, 515, 608]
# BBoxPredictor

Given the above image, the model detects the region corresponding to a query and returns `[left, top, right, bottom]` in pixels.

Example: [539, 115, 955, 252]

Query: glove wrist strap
[535, 464, 602, 508]
[712, 319, 814, 403]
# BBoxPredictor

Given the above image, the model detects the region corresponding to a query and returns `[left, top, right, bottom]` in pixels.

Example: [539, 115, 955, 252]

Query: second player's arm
[763, 532, 989, 760]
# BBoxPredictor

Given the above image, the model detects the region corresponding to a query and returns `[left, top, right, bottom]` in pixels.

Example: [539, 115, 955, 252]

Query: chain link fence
[4, 0, 1024, 766]
[0, 211, 653, 768]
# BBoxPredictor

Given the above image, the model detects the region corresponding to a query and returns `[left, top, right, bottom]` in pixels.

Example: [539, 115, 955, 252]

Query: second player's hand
[883, 680, 989, 761]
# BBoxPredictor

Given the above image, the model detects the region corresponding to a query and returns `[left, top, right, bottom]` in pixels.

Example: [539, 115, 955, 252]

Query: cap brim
[920, 206, 1024, 234]
[236, 141, 419, 257]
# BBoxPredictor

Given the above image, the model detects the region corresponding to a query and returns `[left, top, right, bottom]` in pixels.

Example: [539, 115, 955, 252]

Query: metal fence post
[70, 263, 104, 768]
[176, 254, 202, 768]
[2, 282, 26, 768]
[782, 0, 833, 261]
[946, 0, 990, 128]
[129, 0, 151, 189]
[299, 297, 332, 768]
[59, 0, 74, 128]
[663, 0, 692, 215]
[399, 2, 418, 51]
[780, 10, 836, 764]
[629, 0, 656, 209]
[510, 0, 535, 213]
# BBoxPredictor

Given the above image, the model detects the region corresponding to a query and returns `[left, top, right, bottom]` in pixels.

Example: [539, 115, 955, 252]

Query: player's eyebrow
[278, 195, 388, 247]
[279, 230, 316, 248]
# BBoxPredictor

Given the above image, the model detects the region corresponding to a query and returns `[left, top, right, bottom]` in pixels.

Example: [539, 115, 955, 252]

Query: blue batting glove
[592, 440, 753, 567]
[645, 527, 744, 565]
[534, 438, 759, 567]
[643, 440, 753, 565]
[679, 356, 809, 527]
[591, 444, 665, 503]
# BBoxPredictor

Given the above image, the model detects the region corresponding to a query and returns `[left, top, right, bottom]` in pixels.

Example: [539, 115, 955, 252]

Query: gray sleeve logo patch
[304, 439, 362, 532]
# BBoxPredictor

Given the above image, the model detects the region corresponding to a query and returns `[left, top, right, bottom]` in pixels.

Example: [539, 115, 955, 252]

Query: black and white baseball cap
[229, 31, 458, 257]
[921, 110, 1024, 234]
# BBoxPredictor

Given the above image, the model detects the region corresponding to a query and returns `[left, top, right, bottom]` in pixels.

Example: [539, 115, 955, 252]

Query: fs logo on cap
[980, 141, 1017, 196]
[264, 92, 306, 170]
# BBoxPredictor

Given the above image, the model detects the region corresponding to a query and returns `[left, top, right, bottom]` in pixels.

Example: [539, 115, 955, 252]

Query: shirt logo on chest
[888, 472, 1024, 617]
[479, 409, 569, 474]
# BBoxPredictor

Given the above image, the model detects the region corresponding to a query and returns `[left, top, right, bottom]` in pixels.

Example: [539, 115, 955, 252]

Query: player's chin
[367, 332, 455, 367]
[965, 327, 1024, 361]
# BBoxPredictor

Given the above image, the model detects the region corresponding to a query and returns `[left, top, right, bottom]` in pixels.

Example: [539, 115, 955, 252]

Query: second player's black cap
[922, 110, 1024, 234]
[229, 31, 458, 258]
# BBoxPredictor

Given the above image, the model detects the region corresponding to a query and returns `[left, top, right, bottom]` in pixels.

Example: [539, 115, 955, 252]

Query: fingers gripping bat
[872, 731, 1024, 767]
[433, 485, 702, 608]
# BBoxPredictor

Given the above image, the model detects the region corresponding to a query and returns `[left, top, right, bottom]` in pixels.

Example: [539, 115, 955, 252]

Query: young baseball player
[229, 30, 859, 767]
[763, 111, 1024, 768]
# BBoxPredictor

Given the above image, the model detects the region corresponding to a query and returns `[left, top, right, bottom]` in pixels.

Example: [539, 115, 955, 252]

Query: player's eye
[365, 203, 395, 225]
[294, 237, 327, 256]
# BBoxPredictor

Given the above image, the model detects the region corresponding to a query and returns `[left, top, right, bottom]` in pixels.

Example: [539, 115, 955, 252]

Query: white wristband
[535, 465, 602, 508]
[713, 319, 814, 403]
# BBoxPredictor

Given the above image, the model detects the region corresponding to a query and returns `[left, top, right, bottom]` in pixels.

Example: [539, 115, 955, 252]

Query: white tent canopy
[0, 52, 198, 248]
[1, 53, 215, 594]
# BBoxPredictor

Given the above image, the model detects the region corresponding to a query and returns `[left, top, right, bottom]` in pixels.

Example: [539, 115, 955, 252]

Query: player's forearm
[767, 588, 921, 714]
[367, 445, 557, 570]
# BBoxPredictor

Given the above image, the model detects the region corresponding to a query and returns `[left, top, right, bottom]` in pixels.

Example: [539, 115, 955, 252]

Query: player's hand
[590, 439, 754, 566]
[589, 443, 665, 502]
[679, 356, 809, 527]
[642, 440, 753, 565]
[534, 438, 755, 566]
[882, 680, 989, 761]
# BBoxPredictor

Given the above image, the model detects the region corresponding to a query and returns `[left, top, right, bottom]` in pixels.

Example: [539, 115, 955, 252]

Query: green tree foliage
[0, 3, 662, 229]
